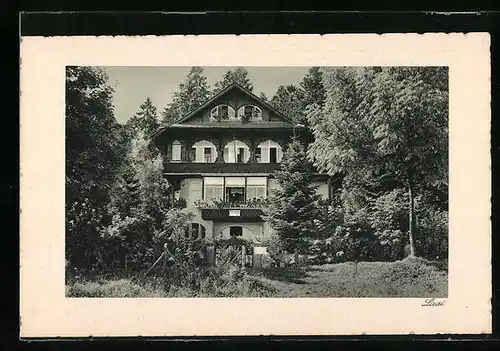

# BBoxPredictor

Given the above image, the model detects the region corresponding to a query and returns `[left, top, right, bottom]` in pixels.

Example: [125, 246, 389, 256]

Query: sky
[104, 66, 311, 124]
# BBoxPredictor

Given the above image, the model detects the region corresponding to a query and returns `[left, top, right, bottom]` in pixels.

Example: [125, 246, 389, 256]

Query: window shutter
[172, 142, 181, 161]
[195, 147, 204, 163]
[244, 148, 250, 163]
[277, 147, 283, 163]
[261, 147, 269, 163]
[190, 179, 202, 202]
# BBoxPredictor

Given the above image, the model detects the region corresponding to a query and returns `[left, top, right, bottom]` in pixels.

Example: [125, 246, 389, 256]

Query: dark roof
[175, 82, 296, 125]
[167, 122, 304, 129]
[150, 82, 302, 142]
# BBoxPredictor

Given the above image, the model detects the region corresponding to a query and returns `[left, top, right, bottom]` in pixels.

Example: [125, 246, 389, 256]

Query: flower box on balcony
[201, 208, 264, 222]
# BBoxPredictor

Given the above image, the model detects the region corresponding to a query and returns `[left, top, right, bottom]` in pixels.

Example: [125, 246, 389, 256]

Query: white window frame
[192, 140, 218, 163]
[246, 177, 267, 200]
[204, 177, 224, 201]
[223, 140, 250, 163]
[237, 105, 262, 121]
[210, 104, 236, 121]
[171, 140, 182, 162]
[257, 140, 283, 163]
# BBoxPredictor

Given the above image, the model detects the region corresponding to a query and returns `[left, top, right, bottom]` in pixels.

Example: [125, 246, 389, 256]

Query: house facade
[151, 83, 333, 263]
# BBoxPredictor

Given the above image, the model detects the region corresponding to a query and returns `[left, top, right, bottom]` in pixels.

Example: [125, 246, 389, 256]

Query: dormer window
[210, 105, 236, 121]
[238, 105, 262, 121]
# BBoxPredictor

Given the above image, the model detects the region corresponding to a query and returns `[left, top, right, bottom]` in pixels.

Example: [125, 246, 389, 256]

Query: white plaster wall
[213, 222, 265, 242]
[181, 178, 203, 207]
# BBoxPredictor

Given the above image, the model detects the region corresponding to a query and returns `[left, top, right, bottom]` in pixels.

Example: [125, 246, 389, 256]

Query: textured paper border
[19, 34, 491, 337]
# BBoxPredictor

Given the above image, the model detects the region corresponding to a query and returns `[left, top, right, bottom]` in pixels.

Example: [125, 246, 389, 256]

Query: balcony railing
[196, 199, 267, 221]
[194, 198, 268, 209]
[201, 208, 265, 222]
[163, 161, 280, 174]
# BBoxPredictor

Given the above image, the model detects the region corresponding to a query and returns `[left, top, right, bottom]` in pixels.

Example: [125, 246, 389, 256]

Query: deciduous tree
[65, 66, 127, 270]
[103, 130, 172, 269]
[307, 67, 448, 256]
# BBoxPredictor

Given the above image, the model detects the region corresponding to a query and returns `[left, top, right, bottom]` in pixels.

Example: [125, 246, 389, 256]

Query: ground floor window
[229, 226, 243, 238]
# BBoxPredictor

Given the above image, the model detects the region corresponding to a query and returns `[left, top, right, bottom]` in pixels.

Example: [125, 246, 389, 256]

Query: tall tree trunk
[408, 179, 416, 257]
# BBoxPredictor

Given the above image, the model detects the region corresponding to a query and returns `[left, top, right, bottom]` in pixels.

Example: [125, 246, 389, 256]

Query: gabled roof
[167, 122, 301, 129]
[174, 82, 296, 125]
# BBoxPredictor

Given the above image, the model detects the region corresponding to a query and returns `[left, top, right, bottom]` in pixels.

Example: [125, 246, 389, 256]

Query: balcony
[196, 199, 267, 222]
[201, 208, 264, 222]
[163, 161, 280, 174]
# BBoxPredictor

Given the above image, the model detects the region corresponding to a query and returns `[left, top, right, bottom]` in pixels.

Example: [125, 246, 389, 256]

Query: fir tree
[300, 67, 326, 108]
[264, 138, 324, 255]
[270, 84, 306, 124]
[127, 97, 160, 137]
[259, 92, 269, 102]
[213, 67, 253, 94]
[161, 67, 211, 125]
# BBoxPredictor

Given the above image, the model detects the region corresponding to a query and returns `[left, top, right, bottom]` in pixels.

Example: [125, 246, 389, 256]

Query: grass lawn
[249, 256, 448, 297]
[66, 256, 447, 298]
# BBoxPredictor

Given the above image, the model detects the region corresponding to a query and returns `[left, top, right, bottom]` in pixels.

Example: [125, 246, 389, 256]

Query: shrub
[172, 198, 187, 209]
[368, 189, 409, 233]
[67, 279, 156, 298]
[416, 207, 448, 260]
[260, 234, 286, 266]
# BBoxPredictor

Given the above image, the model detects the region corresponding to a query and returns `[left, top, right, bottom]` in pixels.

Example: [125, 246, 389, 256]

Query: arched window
[171, 140, 182, 161]
[237, 105, 262, 121]
[257, 140, 283, 163]
[210, 105, 236, 121]
[191, 140, 218, 163]
[185, 223, 206, 239]
[223, 140, 250, 163]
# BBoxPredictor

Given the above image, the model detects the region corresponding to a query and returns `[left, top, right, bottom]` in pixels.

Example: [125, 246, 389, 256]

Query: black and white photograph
[20, 33, 491, 337]
[65, 65, 449, 298]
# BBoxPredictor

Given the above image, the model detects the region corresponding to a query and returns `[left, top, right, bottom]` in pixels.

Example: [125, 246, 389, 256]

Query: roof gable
[175, 83, 296, 125]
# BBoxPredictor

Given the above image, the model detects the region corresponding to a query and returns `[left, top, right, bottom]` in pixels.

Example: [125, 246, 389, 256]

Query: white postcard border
[20, 33, 491, 337]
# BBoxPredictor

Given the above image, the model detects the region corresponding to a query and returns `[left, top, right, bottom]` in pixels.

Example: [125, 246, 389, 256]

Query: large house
[151, 83, 333, 266]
